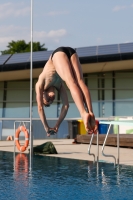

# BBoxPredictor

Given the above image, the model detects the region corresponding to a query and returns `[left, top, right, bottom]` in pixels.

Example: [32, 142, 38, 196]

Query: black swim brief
[51, 46, 76, 60]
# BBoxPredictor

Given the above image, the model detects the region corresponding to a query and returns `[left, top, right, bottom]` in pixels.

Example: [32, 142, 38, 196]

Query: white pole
[30, 0, 33, 160]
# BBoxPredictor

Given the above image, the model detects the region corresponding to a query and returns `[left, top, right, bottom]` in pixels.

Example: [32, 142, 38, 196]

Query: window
[4, 81, 30, 118]
[0, 82, 4, 117]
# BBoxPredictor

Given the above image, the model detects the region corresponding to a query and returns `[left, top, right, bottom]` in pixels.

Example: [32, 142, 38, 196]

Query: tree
[1, 40, 47, 55]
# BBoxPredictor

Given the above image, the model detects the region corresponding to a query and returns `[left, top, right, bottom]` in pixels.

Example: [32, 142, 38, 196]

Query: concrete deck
[0, 139, 133, 166]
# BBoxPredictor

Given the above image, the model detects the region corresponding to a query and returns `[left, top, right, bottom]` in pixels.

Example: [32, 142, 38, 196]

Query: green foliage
[1, 40, 47, 55]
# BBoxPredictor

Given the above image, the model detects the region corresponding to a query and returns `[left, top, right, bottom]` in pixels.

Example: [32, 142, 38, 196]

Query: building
[0, 42, 133, 139]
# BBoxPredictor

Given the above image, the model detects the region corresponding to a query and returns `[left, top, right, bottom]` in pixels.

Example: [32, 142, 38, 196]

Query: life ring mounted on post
[15, 126, 29, 152]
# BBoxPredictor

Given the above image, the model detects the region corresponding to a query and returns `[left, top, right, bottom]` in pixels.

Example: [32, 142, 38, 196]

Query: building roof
[0, 42, 133, 72]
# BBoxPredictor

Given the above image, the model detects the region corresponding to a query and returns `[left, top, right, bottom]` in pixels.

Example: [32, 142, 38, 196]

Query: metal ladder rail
[101, 124, 116, 165]
[88, 130, 99, 163]
[88, 133, 95, 162]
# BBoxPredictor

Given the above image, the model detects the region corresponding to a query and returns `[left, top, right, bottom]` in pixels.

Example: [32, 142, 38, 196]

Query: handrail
[88, 133, 95, 162]
[100, 120, 133, 165]
[88, 130, 99, 163]
[101, 124, 116, 165]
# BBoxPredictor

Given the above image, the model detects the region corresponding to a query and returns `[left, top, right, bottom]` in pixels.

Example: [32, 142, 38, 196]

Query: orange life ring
[15, 126, 29, 152]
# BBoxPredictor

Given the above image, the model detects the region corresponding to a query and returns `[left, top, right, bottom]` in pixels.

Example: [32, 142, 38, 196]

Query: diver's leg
[70, 53, 96, 130]
[52, 52, 91, 131]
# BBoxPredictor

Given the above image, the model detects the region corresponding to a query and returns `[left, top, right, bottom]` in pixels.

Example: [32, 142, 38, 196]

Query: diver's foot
[82, 112, 91, 133]
[90, 113, 96, 130]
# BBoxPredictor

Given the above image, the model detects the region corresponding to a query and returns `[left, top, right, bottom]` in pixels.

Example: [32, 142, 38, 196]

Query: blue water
[0, 151, 133, 200]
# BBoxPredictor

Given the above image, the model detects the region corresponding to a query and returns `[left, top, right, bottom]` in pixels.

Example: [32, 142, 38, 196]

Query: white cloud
[34, 29, 67, 49]
[0, 25, 28, 34]
[0, 36, 13, 45]
[124, 41, 131, 43]
[48, 29, 67, 37]
[0, 25, 67, 51]
[0, 25, 30, 51]
[0, 2, 30, 19]
[113, 5, 127, 12]
[34, 29, 67, 39]
[14, 7, 30, 17]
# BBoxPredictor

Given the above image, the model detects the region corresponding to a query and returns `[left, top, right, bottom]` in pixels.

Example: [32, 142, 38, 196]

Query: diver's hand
[47, 125, 59, 137]
[53, 125, 59, 133]
[46, 127, 56, 137]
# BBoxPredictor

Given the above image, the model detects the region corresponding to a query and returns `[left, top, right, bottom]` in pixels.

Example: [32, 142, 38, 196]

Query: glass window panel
[7, 81, 30, 89]
[116, 78, 133, 89]
[105, 89, 112, 100]
[90, 90, 99, 116]
[104, 102, 113, 117]
[88, 75, 98, 89]
[115, 101, 133, 116]
[65, 103, 80, 118]
[98, 101, 104, 117]
[7, 90, 30, 101]
[5, 81, 30, 118]
[98, 73, 113, 117]
[105, 75, 112, 88]
[0, 104, 3, 117]
[115, 72, 133, 116]
[44, 102, 57, 118]
[92, 102, 99, 117]
[33, 103, 58, 118]
[32, 103, 39, 118]
[90, 90, 98, 101]
[116, 90, 133, 100]
[7, 81, 30, 101]
[33, 79, 38, 101]
[0, 82, 4, 101]
[115, 72, 133, 78]
[98, 101, 113, 117]
[0, 82, 4, 117]
[115, 72, 133, 90]
[4, 103, 29, 118]
[104, 80, 112, 88]
[104, 89, 113, 117]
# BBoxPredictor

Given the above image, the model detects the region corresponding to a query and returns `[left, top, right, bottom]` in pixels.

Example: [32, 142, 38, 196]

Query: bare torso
[38, 57, 62, 90]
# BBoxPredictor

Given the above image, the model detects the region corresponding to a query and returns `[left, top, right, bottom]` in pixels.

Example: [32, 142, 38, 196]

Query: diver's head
[43, 86, 55, 107]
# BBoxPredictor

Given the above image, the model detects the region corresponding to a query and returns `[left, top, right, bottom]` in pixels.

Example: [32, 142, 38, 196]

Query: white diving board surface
[99, 120, 133, 125]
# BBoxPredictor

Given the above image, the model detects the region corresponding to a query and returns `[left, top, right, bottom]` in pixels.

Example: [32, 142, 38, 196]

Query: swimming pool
[0, 151, 133, 200]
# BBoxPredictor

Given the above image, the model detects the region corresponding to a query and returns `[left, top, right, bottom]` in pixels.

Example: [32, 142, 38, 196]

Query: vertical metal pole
[117, 128, 119, 165]
[30, 0, 33, 163]
[97, 130, 99, 162]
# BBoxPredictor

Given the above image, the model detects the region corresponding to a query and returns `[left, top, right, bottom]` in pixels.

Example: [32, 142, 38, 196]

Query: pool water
[0, 151, 133, 200]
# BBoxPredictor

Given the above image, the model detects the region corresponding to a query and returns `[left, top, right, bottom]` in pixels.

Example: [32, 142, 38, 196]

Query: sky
[0, 0, 133, 52]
